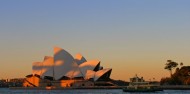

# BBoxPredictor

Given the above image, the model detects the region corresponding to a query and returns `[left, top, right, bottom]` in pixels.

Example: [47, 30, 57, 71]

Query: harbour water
[1, 88, 190, 94]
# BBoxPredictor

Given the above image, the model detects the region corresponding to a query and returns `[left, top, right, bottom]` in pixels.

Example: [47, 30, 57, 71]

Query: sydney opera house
[23, 47, 113, 87]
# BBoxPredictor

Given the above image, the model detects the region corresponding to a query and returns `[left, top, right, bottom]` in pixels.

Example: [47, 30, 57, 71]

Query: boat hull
[123, 88, 156, 92]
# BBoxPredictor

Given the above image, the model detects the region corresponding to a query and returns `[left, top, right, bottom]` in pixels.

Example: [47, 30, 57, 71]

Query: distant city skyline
[0, 0, 190, 81]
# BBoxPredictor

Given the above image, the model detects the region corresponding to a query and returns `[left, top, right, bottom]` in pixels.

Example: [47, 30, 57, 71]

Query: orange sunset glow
[0, 0, 190, 83]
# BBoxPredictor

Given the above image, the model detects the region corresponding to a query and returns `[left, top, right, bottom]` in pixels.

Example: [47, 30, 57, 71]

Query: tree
[180, 62, 183, 68]
[165, 60, 178, 77]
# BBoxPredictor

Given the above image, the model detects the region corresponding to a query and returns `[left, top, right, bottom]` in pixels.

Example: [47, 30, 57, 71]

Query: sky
[0, 0, 190, 81]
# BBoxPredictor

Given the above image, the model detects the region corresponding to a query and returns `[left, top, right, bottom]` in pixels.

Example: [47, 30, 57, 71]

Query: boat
[123, 75, 163, 92]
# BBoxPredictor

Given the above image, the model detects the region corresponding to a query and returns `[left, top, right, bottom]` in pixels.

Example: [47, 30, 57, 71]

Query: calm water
[0, 88, 190, 94]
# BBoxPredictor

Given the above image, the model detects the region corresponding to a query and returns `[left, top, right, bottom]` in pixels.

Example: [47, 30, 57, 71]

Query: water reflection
[1, 88, 190, 94]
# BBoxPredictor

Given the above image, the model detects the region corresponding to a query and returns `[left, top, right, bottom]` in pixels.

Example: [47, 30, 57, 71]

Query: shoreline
[9, 86, 125, 90]
[160, 85, 190, 90]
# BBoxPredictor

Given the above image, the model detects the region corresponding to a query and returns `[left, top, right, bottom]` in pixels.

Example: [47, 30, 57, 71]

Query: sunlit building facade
[24, 47, 112, 87]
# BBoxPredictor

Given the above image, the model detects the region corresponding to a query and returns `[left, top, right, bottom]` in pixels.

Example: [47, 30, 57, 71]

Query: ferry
[123, 75, 162, 92]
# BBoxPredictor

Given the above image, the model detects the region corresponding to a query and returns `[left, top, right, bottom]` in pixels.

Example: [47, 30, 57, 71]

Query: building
[23, 47, 112, 87]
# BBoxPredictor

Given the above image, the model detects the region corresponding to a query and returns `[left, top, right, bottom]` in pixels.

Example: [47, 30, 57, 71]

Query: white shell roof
[41, 56, 54, 78]
[94, 68, 112, 81]
[85, 70, 95, 80]
[75, 53, 87, 65]
[72, 67, 83, 78]
[32, 62, 43, 76]
[53, 47, 78, 80]
[31, 47, 112, 81]
[79, 60, 100, 77]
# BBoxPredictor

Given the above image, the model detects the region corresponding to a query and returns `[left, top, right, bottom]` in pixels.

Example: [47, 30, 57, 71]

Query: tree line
[161, 60, 190, 85]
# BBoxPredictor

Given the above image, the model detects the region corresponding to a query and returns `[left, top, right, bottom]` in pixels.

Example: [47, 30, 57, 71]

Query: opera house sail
[23, 47, 113, 88]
